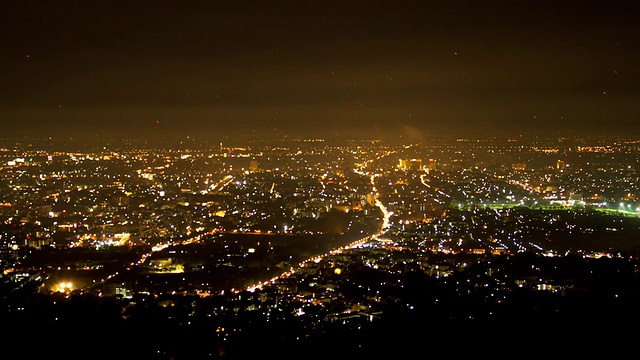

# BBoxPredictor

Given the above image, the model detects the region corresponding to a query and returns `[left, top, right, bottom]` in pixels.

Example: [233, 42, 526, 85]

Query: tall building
[398, 159, 423, 171]
[249, 159, 259, 172]
[424, 158, 437, 171]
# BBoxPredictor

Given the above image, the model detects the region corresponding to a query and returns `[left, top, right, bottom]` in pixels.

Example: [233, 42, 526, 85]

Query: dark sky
[1, 0, 639, 142]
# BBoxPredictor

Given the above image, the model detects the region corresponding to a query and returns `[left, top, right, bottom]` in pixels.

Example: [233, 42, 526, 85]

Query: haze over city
[1, 0, 639, 142]
[2, 1, 640, 359]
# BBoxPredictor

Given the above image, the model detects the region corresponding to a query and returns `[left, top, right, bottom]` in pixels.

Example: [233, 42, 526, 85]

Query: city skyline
[1, 1, 639, 142]
[2, 135, 640, 357]
[4, 3, 640, 356]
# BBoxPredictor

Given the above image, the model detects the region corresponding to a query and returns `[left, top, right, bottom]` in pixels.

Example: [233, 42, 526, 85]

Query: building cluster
[2, 135, 640, 357]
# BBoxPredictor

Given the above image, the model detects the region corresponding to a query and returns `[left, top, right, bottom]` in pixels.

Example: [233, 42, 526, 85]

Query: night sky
[1, 0, 639, 141]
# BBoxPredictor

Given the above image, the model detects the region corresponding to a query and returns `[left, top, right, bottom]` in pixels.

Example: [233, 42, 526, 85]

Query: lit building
[398, 158, 423, 171]
[249, 159, 259, 172]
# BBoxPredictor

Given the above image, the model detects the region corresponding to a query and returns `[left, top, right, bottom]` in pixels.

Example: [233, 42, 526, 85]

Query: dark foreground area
[3, 251, 640, 359]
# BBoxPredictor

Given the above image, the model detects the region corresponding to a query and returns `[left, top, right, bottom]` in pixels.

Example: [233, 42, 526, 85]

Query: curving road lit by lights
[244, 160, 394, 293]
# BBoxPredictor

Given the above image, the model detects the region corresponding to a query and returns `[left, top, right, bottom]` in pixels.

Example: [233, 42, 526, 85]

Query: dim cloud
[398, 125, 425, 142]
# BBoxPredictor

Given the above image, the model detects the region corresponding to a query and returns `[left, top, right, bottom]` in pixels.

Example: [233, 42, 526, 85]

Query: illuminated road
[244, 167, 394, 293]
[210, 174, 234, 192]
